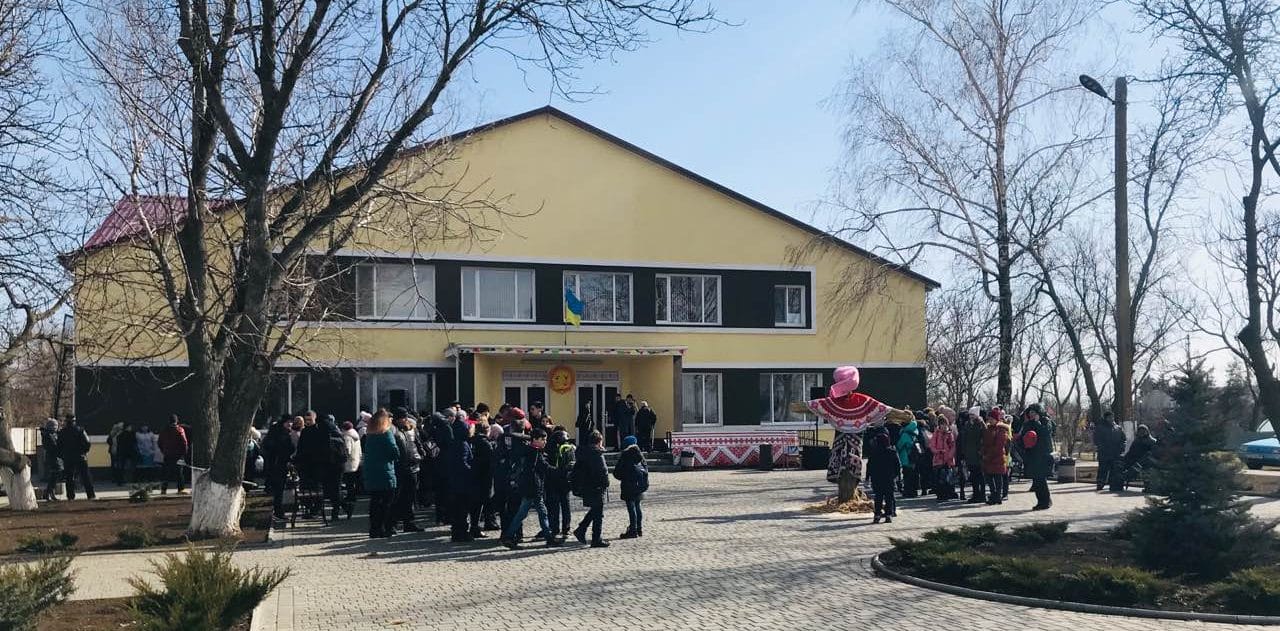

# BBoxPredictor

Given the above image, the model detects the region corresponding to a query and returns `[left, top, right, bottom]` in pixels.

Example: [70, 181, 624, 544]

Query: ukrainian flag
[564, 287, 584, 326]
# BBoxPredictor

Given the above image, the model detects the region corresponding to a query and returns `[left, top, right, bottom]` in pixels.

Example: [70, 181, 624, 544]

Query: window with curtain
[461, 267, 535, 321]
[657, 274, 720, 324]
[759, 373, 822, 423]
[681, 373, 722, 425]
[773, 285, 805, 327]
[355, 263, 435, 319]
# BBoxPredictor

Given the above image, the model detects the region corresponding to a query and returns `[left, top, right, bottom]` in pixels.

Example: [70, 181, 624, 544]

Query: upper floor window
[356, 263, 435, 320]
[656, 274, 720, 324]
[774, 285, 806, 327]
[760, 373, 822, 423]
[563, 271, 632, 323]
[462, 267, 535, 321]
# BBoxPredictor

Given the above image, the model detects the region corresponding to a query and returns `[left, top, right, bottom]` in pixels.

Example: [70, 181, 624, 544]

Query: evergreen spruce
[1122, 359, 1277, 578]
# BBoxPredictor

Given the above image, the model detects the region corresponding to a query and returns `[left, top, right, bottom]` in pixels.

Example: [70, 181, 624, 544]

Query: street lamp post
[1079, 74, 1133, 430]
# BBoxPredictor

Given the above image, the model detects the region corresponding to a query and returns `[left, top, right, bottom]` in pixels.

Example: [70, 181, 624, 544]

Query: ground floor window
[357, 372, 435, 416]
[266, 372, 311, 417]
[760, 373, 821, 423]
[681, 373, 722, 425]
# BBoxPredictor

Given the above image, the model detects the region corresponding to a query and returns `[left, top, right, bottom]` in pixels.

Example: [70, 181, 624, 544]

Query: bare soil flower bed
[34, 597, 250, 631]
[0, 494, 272, 555]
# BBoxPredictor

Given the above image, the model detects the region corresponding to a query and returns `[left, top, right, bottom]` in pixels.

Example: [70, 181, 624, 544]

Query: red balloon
[1023, 430, 1039, 448]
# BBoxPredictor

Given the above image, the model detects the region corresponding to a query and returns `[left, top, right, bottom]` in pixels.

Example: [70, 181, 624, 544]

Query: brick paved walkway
[64, 470, 1280, 630]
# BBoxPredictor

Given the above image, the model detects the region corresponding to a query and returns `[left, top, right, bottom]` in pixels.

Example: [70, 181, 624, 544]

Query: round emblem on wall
[548, 364, 575, 394]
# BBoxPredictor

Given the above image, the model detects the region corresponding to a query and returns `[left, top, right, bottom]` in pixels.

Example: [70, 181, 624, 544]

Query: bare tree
[1134, 0, 1280, 439]
[66, 0, 716, 535]
[0, 0, 75, 511]
[830, 0, 1103, 404]
[925, 283, 1000, 406]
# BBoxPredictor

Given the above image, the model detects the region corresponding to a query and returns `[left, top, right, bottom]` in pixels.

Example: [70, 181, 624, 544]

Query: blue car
[1239, 421, 1280, 470]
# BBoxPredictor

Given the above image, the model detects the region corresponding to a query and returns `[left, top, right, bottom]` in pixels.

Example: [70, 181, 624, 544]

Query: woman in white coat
[340, 421, 363, 517]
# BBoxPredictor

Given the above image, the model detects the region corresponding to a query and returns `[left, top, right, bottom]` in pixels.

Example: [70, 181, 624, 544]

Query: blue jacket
[362, 431, 400, 492]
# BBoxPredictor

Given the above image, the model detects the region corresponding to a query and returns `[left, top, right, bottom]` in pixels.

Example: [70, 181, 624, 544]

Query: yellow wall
[76, 110, 928, 368]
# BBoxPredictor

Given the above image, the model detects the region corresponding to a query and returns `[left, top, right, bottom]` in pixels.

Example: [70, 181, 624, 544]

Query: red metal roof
[83, 195, 190, 251]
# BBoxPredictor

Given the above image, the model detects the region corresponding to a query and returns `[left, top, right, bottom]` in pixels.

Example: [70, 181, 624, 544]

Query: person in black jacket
[635, 401, 657, 451]
[500, 427, 560, 549]
[295, 410, 328, 498]
[545, 428, 575, 538]
[867, 429, 900, 523]
[613, 435, 648, 538]
[393, 413, 426, 533]
[468, 421, 494, 538]
[115, 423, 138, 484]
[443, 411, 473, 542]
[261, 417, 294, 521]
[58, 415, 95, 500]
[496, 410, 529, 537]
[319, 415, 347, 521]
[572, 430, 610, 548]
[575, 401, 595, 446]
[1093, 412, 1127, 492]
[39, 419, 63, 501]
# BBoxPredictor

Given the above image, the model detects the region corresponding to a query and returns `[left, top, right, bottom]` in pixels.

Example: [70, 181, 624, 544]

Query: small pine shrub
[1007, 521, 1069, 545]
[128, 546, 290, 631]
[117, 526, 158, 549]
[1207, 568, 1280, 616]
[0, 555, 77, 631]
[968, 556, 1049, 594]
[919, 524, 999, 548]
[1059, 565, 1173, 607]
[15, 531, 79, 554]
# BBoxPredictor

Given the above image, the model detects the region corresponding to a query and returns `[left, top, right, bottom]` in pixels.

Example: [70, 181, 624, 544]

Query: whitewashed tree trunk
[188, 470, 244, 537]
[0, 465, 38, 511]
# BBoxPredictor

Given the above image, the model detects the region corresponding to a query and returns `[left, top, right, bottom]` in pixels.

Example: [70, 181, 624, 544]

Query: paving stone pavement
[65, 470, 1280, 630]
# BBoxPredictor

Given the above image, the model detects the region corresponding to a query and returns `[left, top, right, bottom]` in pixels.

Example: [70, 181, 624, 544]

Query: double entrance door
[576, 382, 620, 448]
[503, 381, 547, 415]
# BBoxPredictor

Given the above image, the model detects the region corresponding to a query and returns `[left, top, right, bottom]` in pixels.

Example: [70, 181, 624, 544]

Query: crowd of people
[252, 398, 651, 550]
[36, 413, 191, 501]
[864, 403, 1162, 524]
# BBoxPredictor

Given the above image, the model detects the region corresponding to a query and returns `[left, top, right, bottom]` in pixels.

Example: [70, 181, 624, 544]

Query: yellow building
[72, 107, 935, 446]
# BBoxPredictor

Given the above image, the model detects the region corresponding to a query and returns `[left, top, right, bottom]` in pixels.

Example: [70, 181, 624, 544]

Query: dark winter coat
[393, 427, 424, 476]
[1021, 418, 1055, 479]
[58, 424, 91, 462]
[1093, 421, 1127, 460]
[545, 435, 575, 494]
[960, 418, 984, 464]
[469, 434, 493, 499]
[575, 408, 595, 434]
[613, 400, 637, 437]
[40, 426, 62, 475]
[362, 430, 399, 492]
[516, 448, 549, 500]
[116, 430, 138, 461]
[296, 424, 331, 474]
[574, 443, 609, 506]
[496, 425, 529, 492]
[612, 444, 648, 501]
[866, 436, 900, 492]
[635, 407, 657, 433]
[157, 424, 188, 460]
[261, 422, 294, 476]
[1124, 434, 1157, 468]
[443, 417, 470, 486]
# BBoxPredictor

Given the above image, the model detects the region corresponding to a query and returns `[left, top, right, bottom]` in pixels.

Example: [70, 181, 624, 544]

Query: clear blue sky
[448, 0, 878, 230]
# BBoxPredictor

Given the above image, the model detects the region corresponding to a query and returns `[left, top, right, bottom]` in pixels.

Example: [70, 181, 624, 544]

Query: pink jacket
[930, 425, 957, 467]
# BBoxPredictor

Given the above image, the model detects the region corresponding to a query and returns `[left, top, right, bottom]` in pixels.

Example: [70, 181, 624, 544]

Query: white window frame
[774, 285, 806, 327]
[656, 273, 722, 325]
[563, 271, 634, 324]
[682, 372, 723, 426]
[355, 372, 436, 415]
[354, 263, 436, 320]
[762, 372, 822, 423]
[275, 373, 311, 414]
[461, 267, 536, 322]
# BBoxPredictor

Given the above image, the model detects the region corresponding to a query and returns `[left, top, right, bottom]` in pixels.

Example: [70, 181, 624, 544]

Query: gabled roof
[444, 106, 939, 289]
[75, 107, 939, 289]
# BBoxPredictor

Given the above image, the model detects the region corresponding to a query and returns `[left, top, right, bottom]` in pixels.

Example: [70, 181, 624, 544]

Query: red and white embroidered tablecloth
[670, 431, 799, 468]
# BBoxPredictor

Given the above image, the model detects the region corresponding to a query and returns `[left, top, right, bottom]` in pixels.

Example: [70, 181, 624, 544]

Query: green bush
[15, 531, 79, 554]
[0, 555, 77, 631]
[1207, 568, 1280, 615]
[128, 546, 290, 631]
[1008, 521, 1069, 545]
[117, 526, 159, 549]
[1059, 565, 1173, 607]
[919, 524, 999, 548]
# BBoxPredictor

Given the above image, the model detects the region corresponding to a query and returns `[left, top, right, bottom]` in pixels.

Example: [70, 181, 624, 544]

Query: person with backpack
[545, 428, 576, 539]
[59, 416, 94, 500]
[157, 414, 189, 495]
[393, 413, 426, 534]
[613, 435, 649, 538]
[572, 430, 610, 548]
[501, 427, 561, 549]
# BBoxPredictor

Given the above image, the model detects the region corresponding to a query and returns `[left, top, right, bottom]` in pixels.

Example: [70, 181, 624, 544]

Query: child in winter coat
[896, 420, 921, 497]
[867, 430, 900, 523]
[930, 415, 958, 501]
[980, 413, 1011, 505]
[501, 428, 561, 549]
[613, 435, 649, 538]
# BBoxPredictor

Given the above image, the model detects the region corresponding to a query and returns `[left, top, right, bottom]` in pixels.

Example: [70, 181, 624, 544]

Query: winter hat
[487, 424, 504, 440]
[507, 407, 527, 421]
[967, 406, 982, 420]
[622, 435, 638, 448]
[358, 411, 372, 422]
[937, 406, 957, 425]
[341, 421, 354, 431]
[829, 365, 861, 398]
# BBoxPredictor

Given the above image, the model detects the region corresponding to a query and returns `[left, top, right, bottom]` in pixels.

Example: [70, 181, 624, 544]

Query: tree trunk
[996, 262, 1014, 404]
[0, 465, 38, 511]
[188, 470, 244, 536]
[1238, 189, 1280, 442]
[837, 470, 858, 503]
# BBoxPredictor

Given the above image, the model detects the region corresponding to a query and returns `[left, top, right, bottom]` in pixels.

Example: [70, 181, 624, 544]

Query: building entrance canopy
[445, 344, 687, 358]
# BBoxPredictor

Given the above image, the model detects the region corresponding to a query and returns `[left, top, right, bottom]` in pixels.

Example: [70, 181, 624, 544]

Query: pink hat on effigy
[828, 365, 861, 398]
